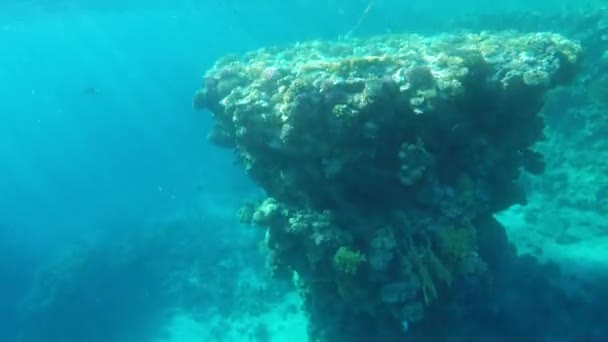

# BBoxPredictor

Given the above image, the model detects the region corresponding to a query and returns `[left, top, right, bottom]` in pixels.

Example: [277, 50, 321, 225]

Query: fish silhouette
[82, 87, 100, 95]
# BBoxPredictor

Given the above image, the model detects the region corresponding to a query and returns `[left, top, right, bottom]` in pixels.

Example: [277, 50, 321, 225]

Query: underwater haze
[1, 1, 608, 341]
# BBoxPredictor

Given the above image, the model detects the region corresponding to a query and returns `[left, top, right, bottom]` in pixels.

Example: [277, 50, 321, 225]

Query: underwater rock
[195, 31, 581, 341]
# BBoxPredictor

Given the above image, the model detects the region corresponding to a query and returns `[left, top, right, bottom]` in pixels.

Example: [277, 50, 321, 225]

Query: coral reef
[195, 32, 581, 340]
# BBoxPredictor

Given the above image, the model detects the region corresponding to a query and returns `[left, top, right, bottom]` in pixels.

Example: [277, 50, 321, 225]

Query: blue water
[1, 1, 607, 342]
[0, 6, 242, 340]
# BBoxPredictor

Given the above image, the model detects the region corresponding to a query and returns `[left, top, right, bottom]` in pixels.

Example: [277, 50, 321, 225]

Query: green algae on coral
[333, 246, 367, 275]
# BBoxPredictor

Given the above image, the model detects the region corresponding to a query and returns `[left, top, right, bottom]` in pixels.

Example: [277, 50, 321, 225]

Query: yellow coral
[334, 247, 366, 275]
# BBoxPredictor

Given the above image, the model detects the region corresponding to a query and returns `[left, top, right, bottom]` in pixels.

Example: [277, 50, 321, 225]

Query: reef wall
[194, 32, 581, 341]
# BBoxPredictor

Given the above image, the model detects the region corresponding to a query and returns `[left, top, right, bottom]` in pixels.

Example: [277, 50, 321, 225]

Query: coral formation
[195, 31, 581, 340]
[333, 246, 366, 275]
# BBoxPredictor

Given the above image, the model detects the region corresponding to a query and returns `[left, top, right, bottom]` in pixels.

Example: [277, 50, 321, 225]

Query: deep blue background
[0, 1, 401, 272]
[0, 7, 248, 338]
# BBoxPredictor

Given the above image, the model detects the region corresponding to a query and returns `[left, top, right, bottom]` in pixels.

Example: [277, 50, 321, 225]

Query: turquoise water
[1, 1, 607, 341]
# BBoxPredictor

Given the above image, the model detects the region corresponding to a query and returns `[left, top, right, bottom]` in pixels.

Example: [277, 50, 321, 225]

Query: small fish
[83, 87, 100, 95]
